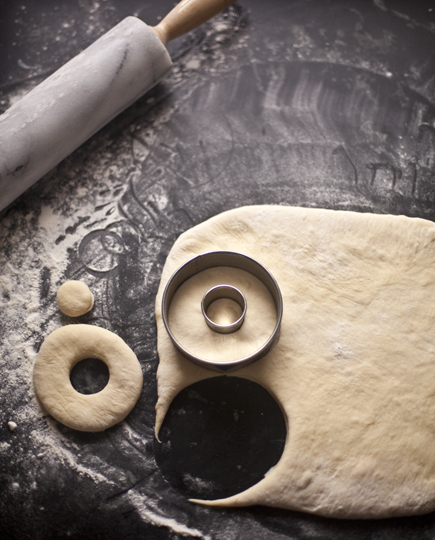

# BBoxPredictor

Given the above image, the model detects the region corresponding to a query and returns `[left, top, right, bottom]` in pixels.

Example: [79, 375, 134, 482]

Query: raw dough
[155, 205, 435, 518]
[56, 280, 94, 317]
[34, 325, 143, 432]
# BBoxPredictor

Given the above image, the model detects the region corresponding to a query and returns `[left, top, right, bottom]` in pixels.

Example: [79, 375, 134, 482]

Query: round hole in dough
[33, 324, 143, 432]
[56, 280, 94, 317]
[70, 357, 110, 395]
[154, 376, 286, 501]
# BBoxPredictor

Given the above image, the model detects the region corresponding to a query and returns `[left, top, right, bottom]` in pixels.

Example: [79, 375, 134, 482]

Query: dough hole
[70, 358, 110, 395]
[155, 376, 286, 500]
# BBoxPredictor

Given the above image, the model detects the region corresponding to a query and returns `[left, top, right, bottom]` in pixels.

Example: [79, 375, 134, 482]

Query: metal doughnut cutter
[161, 251, 283, 372]
[201, 284, 247, 334]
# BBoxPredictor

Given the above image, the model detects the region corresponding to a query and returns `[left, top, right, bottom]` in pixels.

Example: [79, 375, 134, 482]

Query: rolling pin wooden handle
[152, 0, 236, 46]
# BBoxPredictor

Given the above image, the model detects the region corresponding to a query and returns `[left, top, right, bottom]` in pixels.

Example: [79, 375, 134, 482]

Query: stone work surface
[1, 1, 435, 538]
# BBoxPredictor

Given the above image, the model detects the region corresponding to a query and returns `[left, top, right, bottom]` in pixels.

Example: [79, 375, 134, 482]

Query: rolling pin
[0, 0, 235, 212]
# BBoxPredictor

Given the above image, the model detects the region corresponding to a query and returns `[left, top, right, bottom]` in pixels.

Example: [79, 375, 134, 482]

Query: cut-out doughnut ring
[33, 325, 143, 432]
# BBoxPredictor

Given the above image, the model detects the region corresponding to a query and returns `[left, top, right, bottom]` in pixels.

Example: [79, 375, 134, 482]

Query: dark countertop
[1, 1, 435, 539]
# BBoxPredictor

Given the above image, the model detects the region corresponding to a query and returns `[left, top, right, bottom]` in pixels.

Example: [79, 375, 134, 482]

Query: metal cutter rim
[161, 250, 283, 372]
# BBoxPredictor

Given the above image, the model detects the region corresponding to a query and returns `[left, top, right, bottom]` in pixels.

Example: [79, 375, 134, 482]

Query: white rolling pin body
[0, 17, 172, 211]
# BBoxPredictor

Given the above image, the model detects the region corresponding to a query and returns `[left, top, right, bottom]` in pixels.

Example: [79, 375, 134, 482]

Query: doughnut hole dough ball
[33, 325, 143, 432]
[57, 280, 94, 317]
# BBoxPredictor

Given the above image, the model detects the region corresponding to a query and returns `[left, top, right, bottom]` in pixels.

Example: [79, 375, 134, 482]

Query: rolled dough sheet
[155, 205, 435, 518]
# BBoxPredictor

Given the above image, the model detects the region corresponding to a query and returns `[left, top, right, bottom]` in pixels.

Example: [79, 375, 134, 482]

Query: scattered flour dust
[31, 428, 118, 486]
[127, 491, 212, 540]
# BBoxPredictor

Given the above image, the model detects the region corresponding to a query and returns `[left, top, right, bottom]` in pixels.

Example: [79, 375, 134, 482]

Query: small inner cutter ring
[161, 251, 283, 372]
[201, 284, 247, 334]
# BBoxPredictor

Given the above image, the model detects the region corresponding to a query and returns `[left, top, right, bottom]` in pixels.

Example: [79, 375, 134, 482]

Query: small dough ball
[56, 281, 94, 317]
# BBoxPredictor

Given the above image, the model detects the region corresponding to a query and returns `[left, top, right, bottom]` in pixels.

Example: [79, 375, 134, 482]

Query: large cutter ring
[162, 251, 283, 372]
